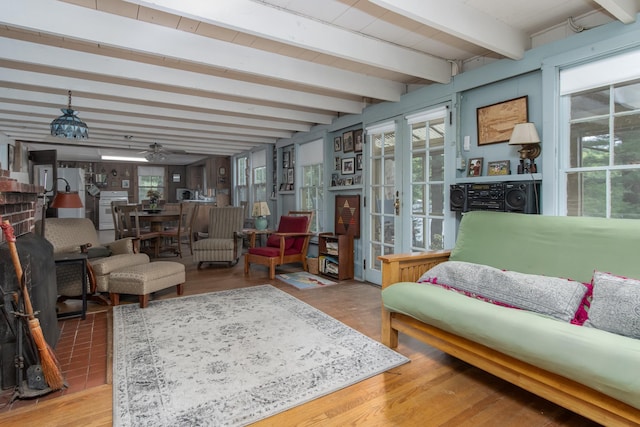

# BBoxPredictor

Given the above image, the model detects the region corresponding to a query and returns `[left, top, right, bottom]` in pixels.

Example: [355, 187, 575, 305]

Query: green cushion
[449, 211, 640, 284]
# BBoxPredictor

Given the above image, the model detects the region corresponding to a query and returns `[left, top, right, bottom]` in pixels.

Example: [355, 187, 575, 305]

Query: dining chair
[158, 202, 184, 258]
[115, 204, 161, 257]
[110, 200, 128, 241]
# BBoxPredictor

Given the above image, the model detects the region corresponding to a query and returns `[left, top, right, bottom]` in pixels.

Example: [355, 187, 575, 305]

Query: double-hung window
[560, 50, 640, 218]
[299, 139, 324, 233]
[137, 166, 165, 202]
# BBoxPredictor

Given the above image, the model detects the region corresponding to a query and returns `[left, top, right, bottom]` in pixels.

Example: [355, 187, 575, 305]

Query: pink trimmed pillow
[584, 271, 640, 339]
[418, 261, 590, 323]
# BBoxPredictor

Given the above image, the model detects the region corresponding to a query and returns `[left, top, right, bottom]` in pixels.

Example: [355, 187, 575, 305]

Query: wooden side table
[54, 252, 88, 320]
[242, 228, 274, 247]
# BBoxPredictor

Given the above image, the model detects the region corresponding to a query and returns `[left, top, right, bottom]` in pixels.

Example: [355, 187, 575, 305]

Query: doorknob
[394, 191, 400, 215]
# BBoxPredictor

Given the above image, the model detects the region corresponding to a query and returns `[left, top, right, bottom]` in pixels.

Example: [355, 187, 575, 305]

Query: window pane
[569, 119, 610, 167]
[613, 113, 640, 165]
[429, 149, 444, 180]
[571, 88, 609, 119]
[429, 218, 444, 250]
[614, 80, 640, 113]
[611, 169, 640, 219]
[429, 183, 444, 215]
[412, 185, 425, 214]
[412, 153, 425, 182]
[566, 171, 606, 217]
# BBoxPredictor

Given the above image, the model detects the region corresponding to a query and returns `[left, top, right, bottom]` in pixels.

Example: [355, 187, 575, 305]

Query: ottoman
[109, 261, 186, 308]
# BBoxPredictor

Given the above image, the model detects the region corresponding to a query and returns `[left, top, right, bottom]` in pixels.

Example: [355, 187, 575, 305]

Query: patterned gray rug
[112, 285, 409, 426]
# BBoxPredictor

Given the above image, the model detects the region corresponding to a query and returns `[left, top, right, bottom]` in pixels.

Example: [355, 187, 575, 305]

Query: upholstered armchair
[37, 218, 150, 302]
[192, 206, 244, 269]
[244, 212, 313, 279]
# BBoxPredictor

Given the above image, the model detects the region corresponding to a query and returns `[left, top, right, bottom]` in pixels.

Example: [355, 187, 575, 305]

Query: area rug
[276, 271, 338, 289]
[112, 285, 408, 427]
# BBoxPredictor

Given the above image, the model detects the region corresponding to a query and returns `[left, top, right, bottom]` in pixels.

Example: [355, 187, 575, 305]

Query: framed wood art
[488, 160, 510, 176]
[477, 96, 528, 145]
[335, 194, 360, 238]
[468, 157, 483, 177]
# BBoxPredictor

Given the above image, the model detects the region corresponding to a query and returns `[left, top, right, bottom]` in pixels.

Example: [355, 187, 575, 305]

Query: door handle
[394, 191, 400, 215]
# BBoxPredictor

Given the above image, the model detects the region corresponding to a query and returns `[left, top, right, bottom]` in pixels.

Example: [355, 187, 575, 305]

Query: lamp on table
[509, 122, 541, 174]
[252, 202, 271, 230]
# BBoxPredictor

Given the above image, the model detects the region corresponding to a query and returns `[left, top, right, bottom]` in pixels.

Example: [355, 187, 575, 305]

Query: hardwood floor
[0, 253, 599, 426]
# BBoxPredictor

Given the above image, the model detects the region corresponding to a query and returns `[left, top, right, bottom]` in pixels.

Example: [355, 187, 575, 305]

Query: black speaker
[504, 182, 540, 214]
[449, 184, 467, 211]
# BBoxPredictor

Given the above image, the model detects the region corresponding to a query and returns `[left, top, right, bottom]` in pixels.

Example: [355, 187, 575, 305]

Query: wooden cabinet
[318, 233, 354, 280]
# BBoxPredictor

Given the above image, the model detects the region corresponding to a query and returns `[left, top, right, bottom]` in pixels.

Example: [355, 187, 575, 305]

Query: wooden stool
[109, 261, 185, 308]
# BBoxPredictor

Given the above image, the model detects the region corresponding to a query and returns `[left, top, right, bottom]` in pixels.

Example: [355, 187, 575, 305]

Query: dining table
[133, 210, 181, 257]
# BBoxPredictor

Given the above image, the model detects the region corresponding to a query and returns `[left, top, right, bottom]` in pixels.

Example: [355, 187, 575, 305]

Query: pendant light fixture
[50, 90, 89, 139]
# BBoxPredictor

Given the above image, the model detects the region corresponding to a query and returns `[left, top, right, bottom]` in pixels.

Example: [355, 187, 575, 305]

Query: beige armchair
[192, 206, 244, 269]
[37, 218, 150, 302]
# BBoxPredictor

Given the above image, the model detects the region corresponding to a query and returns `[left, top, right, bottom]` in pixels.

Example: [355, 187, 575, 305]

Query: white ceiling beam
[0, 41, 337, 124]
[3, 0, 404, 101]
[593, 0, 639, 24]
[368, 0, 528, 60]
[0, 87, 310, 135]
[0, 104, 293, 139]
[125, 0, 451, 83]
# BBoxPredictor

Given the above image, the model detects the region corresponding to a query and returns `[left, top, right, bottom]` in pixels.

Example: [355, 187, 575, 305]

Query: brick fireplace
[0, 167, 59, 389]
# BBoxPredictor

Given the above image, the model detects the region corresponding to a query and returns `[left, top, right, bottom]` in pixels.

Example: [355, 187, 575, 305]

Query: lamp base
[254, 216, 268, 230]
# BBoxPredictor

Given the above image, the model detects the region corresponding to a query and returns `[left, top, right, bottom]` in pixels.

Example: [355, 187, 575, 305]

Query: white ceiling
[1, 0, 638, 165]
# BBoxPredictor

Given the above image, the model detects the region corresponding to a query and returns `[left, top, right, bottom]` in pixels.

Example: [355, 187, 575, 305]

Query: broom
[1, 218, 65, 391]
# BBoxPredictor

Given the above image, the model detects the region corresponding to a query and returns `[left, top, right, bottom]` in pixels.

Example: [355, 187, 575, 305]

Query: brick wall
[0, 168, 42, 242]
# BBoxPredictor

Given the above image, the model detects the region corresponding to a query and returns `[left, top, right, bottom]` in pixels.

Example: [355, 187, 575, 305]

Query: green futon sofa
[379, 211, 640, 426]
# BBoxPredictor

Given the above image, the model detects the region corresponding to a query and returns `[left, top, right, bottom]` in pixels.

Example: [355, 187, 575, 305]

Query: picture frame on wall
[356, 153, 362, 170]
[477, 96, 528, 145]
[335, 156, 341, 170]
[122, 179, 130, 188]
[468, 157, 484, 177]
[287, 168, 294, 183]
[488, 160, 511, 176]
[343, 131, 354, 152]
[334, 136, 342, 152]
[283, 151, 290, 168]
[354, 129, 363, 152]
[341, 157, 355, 174]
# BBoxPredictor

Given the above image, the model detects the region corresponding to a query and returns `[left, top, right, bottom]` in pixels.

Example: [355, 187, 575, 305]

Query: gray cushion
[419, 261, 588, 322]
[585, 271, 640, 339]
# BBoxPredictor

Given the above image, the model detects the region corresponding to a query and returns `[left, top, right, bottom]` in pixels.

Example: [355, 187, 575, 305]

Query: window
[137, 166, 165, 202]
[235, 156, 248, 208]
[298, 140, 324, 233]
[561, 51, 640, 219]
[253, 166, 267, 201]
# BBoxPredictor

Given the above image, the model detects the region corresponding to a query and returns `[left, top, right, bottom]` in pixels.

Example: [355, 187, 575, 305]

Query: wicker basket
[307, 257, 319, 275]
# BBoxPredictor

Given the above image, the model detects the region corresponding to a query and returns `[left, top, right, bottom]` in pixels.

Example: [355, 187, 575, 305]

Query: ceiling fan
[139, 143, 185, 162]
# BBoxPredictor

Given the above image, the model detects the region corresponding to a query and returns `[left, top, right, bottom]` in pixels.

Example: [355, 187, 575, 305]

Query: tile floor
[0, 309, 109, 412]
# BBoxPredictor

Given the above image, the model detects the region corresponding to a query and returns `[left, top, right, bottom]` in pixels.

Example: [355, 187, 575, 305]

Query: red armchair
[244, 212, 313, 279]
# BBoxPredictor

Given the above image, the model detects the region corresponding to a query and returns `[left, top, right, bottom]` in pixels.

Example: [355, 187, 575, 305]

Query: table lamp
[509, 122, 541, 174]
[252, 202, 271, 230]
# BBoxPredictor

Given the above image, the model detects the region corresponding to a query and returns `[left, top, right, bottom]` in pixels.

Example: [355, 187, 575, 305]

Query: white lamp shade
[509, 123, 540, 145]
[252, 202, 271, 217]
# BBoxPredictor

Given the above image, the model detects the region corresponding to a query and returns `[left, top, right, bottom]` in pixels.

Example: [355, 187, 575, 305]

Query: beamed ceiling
[1, 0, 638, 165]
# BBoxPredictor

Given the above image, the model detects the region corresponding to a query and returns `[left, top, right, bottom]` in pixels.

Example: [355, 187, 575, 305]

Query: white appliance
[98, 191, 129, 230]
[34, 166, 86, 219]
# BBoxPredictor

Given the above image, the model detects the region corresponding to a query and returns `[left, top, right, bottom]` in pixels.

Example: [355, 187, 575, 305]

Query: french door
[363, 106, 449, 285]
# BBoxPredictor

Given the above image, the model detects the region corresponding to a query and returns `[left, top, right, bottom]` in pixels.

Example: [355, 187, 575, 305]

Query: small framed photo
[122, 179, 130, 188]
[279, 183, 286, 191]
[343, 131, 354, 152]
[488, 160, 511, 176]
[356, 153, 362, 170]
[354, 129, 363, 152]
[354, 174, 362, 184]
[335, 156, 341, 170]
[172, 173, 181, 182]
[334, 136, 342, 152]
[345, 177, 353, 185]
[331, 173, 339, 186]
[283, 151, 290, 168]
[467, 157, 484, 177]
[341, 157, 355, 175]
[287, 168, 294, 183]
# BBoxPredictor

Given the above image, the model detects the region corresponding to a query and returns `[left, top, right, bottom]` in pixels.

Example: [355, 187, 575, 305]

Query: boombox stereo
[450, 181, 539, 214]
